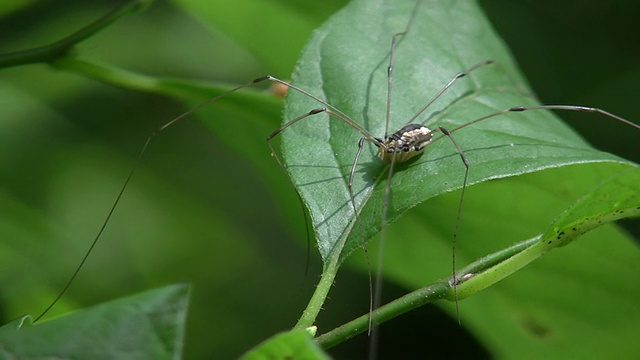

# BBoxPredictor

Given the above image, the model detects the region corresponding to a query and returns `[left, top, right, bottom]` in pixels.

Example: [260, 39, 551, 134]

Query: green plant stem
[294, 207, 365, 330]
[293, 240, 345, 330]
[0, 0, 151, 68]
[315, 237, 539, 349]
[316, 280, 449, 349]
[50, 57, 265, 103]
[455, 237, 543, 300]
[455, 236, 538, 279]
[316, 181, 640, 349]
[51, 57, 189, 98]
[293, 260, 339, 331]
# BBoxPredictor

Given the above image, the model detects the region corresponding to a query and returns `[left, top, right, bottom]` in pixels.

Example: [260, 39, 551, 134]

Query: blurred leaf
[0, 284, 188, 359]
[0, 0, 37, 18]
[1, 0, 638, 358]
[239, 329, 330, 360]
[170, 0, 347, 76]
[0, 0, 322, 356]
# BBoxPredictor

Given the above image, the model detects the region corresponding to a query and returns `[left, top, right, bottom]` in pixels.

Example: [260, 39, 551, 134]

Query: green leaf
[281, 0, 638, 264]
[170, 0, 346, 77]
[239, 329, 330, 360]
[317, 168, 640, 356]
[0, 284, 188, 359]
[456, 168, 640, 300]
[0, 316, 31, 335]
[2, 0, 637, 358]
[281, 0, 640, 353]
[0, 5, 320, 358]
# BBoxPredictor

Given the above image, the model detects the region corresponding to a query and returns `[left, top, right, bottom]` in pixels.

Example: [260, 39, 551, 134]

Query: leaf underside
[280, 0, 637, 263]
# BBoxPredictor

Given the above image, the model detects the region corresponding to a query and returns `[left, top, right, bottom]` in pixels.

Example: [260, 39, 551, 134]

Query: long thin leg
[266, 107, 378, 280]
[384, 32, 406, 138]
[448, 105, 640, 135]
[434, 126, 470, 324]
[261, 76, 378, 140]
[365, 27, 409, 360]
[367, 3, 424, 356]
[33, 80, 257, 323]
[36, 74, 383, 323]
[368, 151, 398, 358]
[268, 108, 383, 344]
[347, 136, 374, 335]
[265, 110, 332, 277]
[425, 105, 639, 324]
[403, 60, 496, 127]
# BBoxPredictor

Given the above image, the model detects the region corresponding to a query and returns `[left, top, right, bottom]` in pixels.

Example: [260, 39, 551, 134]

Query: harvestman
[33, 13, 640, 338]
[263, 37, 640, 337]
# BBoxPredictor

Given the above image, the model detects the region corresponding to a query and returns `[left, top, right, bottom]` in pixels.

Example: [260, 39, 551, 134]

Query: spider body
[376, 124, 434, 163]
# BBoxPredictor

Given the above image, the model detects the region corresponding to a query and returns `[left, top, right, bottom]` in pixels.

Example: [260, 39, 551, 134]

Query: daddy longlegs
[9, 0, 640, 357]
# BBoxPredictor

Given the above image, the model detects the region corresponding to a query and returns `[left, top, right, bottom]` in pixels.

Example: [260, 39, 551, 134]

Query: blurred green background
[0, 0, 638, 358]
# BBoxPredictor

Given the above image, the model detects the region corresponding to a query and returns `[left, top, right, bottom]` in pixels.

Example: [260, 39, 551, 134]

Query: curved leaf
[317, 168, 640, 358]
[280, 0, 638, 263]
[455, 168, 640, 299]
[0, 284, 188, 359]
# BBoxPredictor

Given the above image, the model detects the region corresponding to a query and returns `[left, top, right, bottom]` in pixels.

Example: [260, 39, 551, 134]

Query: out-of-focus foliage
[0, 0, 638, 358]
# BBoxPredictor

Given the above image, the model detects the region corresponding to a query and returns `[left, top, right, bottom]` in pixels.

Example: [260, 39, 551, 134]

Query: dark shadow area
[323, 267, 491, 359]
